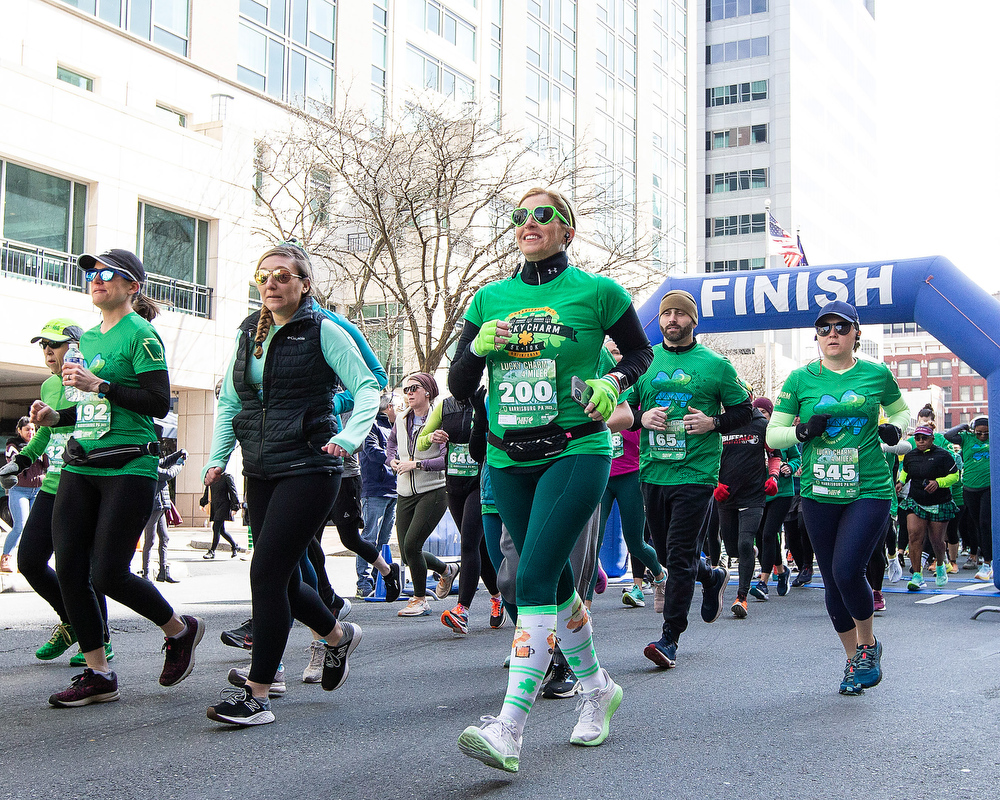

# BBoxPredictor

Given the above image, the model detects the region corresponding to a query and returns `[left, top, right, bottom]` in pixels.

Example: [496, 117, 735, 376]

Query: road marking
[915, 595, 954, 604]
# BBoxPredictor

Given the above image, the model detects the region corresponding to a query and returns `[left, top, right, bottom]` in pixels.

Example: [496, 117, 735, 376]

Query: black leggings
[18, 489, 109, 634]
[719, 505, 764, 596]
[332, 475, 379, 564]
[784, 502, 813, 571]
[210, 518, 237, 552]
[450, 480, 499, 608]
[865, 516, 894, 592]
[246, 472, 341, 685]
[52, 471, 172, 652]
[757, 495, 792, 574]
[964, 487, 993, 561]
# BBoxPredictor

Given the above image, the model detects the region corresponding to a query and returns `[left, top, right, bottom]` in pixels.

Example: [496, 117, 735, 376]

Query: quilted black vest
[232, 300, 341, 479]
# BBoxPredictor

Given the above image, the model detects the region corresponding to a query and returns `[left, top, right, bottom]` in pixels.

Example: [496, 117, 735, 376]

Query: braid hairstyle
[252, 243, 315, 359]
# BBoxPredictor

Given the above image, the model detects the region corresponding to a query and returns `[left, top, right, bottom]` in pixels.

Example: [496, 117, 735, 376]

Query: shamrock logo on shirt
[651, 369, 694, 410]
[814, 391, 868, 436]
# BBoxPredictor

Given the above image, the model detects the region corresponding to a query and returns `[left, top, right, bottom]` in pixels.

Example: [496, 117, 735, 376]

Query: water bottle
[63, 343, 86, 402]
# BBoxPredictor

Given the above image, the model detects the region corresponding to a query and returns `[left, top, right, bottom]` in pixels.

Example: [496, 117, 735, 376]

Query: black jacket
[200, 473, 240, 523]
[902, 445, 958, 506]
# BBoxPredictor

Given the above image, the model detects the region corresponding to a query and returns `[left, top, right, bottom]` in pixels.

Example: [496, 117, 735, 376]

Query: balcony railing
[1, 239, 213, 318]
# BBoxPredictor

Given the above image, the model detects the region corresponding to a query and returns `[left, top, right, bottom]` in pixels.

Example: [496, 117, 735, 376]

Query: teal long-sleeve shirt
[203, 318, 381, 480]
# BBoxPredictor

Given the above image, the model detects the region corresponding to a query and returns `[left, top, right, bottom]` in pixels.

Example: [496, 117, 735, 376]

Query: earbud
[564, 234, 570, 242]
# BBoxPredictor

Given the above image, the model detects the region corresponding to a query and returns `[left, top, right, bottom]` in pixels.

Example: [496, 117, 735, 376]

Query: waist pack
[488, 420, 606, 463]
[63, 436, 160, 469]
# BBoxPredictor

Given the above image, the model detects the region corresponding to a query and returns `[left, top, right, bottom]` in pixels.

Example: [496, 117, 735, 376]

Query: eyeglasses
[254, 267, 305, 285]
[815, 321, 854, 337]
[38, 339, 68, 350]
[402, 384, 422, 394]
[913, 434, 932, 441]
[85, 267, 127, 283]
[510, 205, 571, 227]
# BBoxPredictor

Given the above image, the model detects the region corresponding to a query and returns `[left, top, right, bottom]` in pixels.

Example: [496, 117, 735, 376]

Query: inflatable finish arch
[637, 256, 1000, 590]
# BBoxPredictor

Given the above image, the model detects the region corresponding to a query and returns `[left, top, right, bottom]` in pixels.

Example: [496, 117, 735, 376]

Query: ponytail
[132, 290, 161, 322]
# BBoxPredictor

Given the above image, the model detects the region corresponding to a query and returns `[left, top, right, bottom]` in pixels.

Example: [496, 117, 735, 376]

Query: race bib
[611, 432, 624, 459]
[811, 447, 860, 499]
[446, 442, 479, 477]
[74, 394, 112, 440]
[44, 432, 71, 475]
[646, 419, 686, 461]
[495, 358, 558, 428]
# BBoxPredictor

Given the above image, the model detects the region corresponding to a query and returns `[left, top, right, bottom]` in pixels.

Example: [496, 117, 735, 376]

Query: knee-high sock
[556, 592, 607, 692]
[499, 606, 557, 734]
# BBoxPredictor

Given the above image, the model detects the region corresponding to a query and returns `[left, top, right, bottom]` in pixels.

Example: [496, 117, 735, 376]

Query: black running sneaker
[322, 622, 362, 691]
[49, 669, 120, 707]
[701, 566, 729, 623]
[541, 652, 579, 699]
[384, 562, 401, 603]
[207, 688, 275, 726]
[220, 618, 253, 650]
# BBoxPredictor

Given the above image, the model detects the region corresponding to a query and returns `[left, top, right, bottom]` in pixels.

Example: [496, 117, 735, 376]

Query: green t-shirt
[465, 267, 632, 469]
[632, 342, 750, 487]
[955, 429, 990, 489]
[20, 374, 75, 495]
[63, 313, 167, 480]
[775, 359, 902, 503]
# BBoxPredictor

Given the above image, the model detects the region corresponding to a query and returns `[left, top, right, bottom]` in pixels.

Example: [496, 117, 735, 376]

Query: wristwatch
[97, 381, 111, 398]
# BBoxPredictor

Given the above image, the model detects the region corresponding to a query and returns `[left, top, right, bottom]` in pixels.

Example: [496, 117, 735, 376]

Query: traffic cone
[365, 544, 396, 602]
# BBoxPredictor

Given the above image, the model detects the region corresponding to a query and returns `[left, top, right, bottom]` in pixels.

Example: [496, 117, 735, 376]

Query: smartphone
[570, 376, 594, 408]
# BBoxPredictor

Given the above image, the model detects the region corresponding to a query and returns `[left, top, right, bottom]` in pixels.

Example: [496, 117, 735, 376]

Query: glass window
[137, 202, 208, 285]
[155, 104, 187, 127]
[973, 385, 985, 401]
[57, 66, 94, 91]
[960, 385, 971, 401]
[3, 163, 81, 252]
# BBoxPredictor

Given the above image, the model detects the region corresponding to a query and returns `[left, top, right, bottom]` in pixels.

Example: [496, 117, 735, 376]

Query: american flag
[768, 212, 804, 268]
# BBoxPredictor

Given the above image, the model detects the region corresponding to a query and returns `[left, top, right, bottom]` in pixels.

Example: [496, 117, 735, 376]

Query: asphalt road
[1, 543, 999, 800]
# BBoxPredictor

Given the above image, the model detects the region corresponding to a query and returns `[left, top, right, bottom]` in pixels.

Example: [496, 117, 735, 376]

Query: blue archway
[637, 256, 1000, 589]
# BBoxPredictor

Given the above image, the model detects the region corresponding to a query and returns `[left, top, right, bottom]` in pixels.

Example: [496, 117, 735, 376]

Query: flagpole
[764, 199, 773, 399]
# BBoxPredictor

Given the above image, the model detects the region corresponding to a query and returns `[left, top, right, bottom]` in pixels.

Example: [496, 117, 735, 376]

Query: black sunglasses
[85, 267, 129, 283]
[913, 434, 933, 441]
[402, 384, 422, 394]
[815, 321, 854, 337]
[38, 339, 68, 350]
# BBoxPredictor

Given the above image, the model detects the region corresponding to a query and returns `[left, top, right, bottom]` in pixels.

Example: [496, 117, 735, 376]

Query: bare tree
[253, 99, 668, 374]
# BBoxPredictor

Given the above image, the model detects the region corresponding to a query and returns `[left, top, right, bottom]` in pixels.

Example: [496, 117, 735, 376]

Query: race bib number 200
[495, 359, 558, 428]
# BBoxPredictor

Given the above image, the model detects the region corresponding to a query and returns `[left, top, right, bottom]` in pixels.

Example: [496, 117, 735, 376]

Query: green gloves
[585, 377, 619, 420]
[472, 320, 502, 357]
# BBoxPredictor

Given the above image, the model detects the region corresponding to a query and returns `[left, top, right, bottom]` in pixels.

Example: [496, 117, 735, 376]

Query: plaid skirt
[900, 497, 958, 522]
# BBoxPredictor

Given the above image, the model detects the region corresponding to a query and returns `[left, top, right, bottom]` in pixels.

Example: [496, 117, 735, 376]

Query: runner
[449, 187, 652, 772]
[766, 300, 909, 695]
[2, 417, 44, 572]
[945, 417, 992, 581]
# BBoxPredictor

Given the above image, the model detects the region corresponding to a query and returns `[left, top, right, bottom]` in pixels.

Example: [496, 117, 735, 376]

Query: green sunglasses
[510, 205, 571, 227]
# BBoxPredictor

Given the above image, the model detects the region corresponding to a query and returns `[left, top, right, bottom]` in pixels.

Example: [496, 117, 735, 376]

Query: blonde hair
[253, 244, 315, 358]
[517, 187, 577, 231]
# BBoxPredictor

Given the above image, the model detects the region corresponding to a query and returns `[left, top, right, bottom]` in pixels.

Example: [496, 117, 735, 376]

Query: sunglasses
[510, 205, 571, 227]
[913, 434, 933, 441]
[815, 321, 854, 337]
[402, 384, 422, 394]
[975, 430, 989, 437]
[38, 339, 68, 350]
[85, 267, 130, 283]
[254, 267, 305, 285]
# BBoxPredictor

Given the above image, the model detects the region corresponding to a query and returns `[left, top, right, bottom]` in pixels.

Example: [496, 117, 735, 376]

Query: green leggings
[491, 454, 611, 608]
[600, 470, 662, 582]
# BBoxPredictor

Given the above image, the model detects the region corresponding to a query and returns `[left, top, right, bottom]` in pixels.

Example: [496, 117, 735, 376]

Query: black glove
[796, 414, 831, 442]
[877, 423, 902, 446]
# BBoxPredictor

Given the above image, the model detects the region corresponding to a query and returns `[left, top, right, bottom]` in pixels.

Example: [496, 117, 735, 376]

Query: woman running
[203, 243, 379, 726]
[1, 417, 44, 573]
[449, 187, 652, 772]
[766, 300, 909, 696]
[199, 470, 240, 560]
[31, 250, 203, 707]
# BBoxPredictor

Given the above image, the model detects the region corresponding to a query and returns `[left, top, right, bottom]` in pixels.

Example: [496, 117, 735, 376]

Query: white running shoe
[570, 668, 623, 746]
[303, 639, 325, 683]
[397, 596, 431, 616]
[435, 563, 460, 600]
[974, 564, 994, 582]
[228, 663, 286, 697]
[458, 715, 522, 773]
[887, 555, 903, 584]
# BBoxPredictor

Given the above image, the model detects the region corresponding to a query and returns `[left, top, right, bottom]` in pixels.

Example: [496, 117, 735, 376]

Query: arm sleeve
[105, 370, 171, 418]
[714, 400, 753, 434]
[897, 467, 908, 485]
[415, 402, 444, 452]
[937, 468, 960, 489]
[56, 407, 78, 427]
[320, 321, 381, 454]
[19, 426, 53, 465]
[326, 311, 389, 389]
[943, 424, 968, 444]
[448, 321, 487, 401]
[766, 451, 782, 478]
[202, 336, 242, 481]
[882, 440, 913, 456]
[418, 441, 446, 472]
[766, 410, 800, 449]
[883, 396, 910, 432]
[603, 305, 653, 390]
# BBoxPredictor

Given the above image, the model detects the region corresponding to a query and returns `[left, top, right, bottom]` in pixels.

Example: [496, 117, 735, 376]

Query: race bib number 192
[74, 394, 112, 440]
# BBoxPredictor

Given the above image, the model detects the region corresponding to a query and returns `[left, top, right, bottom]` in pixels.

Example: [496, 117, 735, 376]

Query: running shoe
[398, 597, 431, 616]
[159, 615, 205, 687]
[384, 562, 402, 603]
[643, 634, 677, 668]
[701, 565, 728, 623]
[332, 597, 352, 621]
[776, 569, 791, 597]
[36, 622, 77, 661]
[202, 550, 216, 560]
[69, 640, 114, 667]
[974, 564, 993, 582]
[887, 556, 904, 584]
[907, 572, 926, 591]
[220, 618, 253, 650]
[947, 560, 959, 574]
[872, 590, 886, 612]
[622, 585, 645, 608]
[839, 658, 864, 696]
[356, 583, 375, 599]
[207, 687, 274, 726]
[935, 564, 948, 588]
[434, 563, 460, 599]
[791, 566, 813, 587]
[962, 555, 979, 571]
[303, 639, 326, 683]
[652, 577, 667, 613]
[321, 622, 362, 691]
[489, 596, 508, 629]
[570, 668, 623, 746]
[541, 654, 580, 699]
[458, 715, 522, 773]
[731, 597, 748, 618]
[595, 564, 608, 594]
[48, 669, 120, 707]
[0, 553, 13, 573]
[442, 603, 469, 635]
[228, 663, 286, 697]
[749, 580, 769, 601]
[853, 639, 882, 689]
